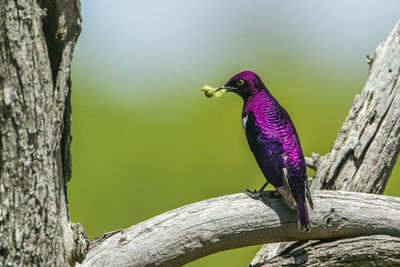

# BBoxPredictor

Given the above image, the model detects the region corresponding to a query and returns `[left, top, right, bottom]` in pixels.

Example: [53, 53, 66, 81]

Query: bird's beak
[216, 85, 238, 92]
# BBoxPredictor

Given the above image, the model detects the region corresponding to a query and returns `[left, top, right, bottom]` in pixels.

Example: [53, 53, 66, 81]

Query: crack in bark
[321, 148, 353, 189]
[0, 0, 85, 265]
[352, 97, 394, 183]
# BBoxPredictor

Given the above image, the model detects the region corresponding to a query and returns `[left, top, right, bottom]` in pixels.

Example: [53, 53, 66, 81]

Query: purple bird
[217, 71, 312, 232]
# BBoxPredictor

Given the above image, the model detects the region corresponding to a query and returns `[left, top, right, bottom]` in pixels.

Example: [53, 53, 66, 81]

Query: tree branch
[79, 191, 400, 267]
[251, 235, 400, 267]
[310, 18, 400, 193]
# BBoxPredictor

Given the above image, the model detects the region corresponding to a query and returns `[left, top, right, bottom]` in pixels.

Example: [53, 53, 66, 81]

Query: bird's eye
[237, 79, 244, 86]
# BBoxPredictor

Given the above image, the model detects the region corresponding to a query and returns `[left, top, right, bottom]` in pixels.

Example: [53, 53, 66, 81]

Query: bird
[216, 70, 312, 232]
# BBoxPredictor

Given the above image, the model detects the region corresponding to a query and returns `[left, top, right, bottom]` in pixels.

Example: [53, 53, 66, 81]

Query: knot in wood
[322, 208, 347, 232]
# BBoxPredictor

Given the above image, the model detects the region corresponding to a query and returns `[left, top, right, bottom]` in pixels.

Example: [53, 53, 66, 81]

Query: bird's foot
[245, 189, 269, 205]
[245, 189, 260, 199]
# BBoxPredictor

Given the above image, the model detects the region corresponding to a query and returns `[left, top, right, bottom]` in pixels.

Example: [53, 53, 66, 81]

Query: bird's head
[217, 71, 265, 100]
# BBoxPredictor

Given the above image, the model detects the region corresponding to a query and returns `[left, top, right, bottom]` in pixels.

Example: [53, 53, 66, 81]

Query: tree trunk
[251, 18, 400, 266]
[0, 1, 87, 266]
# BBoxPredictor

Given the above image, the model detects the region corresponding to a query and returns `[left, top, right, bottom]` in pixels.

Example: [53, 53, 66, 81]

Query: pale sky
[72, 0, 400, 96]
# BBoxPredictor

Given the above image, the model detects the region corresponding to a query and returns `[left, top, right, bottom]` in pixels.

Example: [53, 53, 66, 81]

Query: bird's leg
[245, 181, 269, 203]
[258, 181, 268, 192]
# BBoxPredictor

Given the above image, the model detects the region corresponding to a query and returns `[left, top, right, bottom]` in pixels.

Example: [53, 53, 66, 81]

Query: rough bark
[252, 235, 400, 267]
[310, 18, 400, 193]
[251, 18, 400, 266]
[0, 1, 87, 266]
[79, 191, 400, 267]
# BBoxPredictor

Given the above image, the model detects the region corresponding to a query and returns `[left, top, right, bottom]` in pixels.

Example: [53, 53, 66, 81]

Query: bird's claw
[245, 189, 260, 198]
[245, 189, 269, 205]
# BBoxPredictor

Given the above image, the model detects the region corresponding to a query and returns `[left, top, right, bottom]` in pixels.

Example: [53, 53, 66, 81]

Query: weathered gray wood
[311, 18, 400, 193]
[252, 235, 400, 267]
[80, 191, 400, 267]
[251, 18, 400, 265]
[0, 1, 86, 266]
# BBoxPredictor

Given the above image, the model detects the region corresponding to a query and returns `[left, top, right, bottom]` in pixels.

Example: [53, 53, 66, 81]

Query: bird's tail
[296, 199, 310, 232]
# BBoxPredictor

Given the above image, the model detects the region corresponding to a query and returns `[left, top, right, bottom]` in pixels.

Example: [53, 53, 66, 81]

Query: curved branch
[80, 191, 400, 267]
[251, 235, 400, 267]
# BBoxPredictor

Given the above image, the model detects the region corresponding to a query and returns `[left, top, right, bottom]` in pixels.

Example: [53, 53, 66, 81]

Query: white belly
[242, 114, 249, 144]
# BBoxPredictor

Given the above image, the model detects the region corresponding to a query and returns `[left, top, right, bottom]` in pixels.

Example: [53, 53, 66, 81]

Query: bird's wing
[278, 106, 308, 200]
[278, 106, 311, 230]
[244, 111, 286, 188]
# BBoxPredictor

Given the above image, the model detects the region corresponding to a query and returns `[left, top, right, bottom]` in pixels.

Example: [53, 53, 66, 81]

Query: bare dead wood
[0, 1, 87, 266]
[310, 19, 400, 193]
[79, 191, 400, 267]
[252, 235, 400, 267]
[251, 18, 400, 266]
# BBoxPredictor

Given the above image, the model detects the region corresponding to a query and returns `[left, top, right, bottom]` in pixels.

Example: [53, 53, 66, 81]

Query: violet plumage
[218, 70, 312, 232]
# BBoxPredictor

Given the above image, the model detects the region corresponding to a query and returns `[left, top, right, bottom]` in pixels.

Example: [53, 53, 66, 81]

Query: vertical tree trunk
[0, 0, 87, 265]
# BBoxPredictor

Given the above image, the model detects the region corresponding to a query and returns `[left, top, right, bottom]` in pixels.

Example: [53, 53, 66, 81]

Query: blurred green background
[68, 1, 400, 266]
